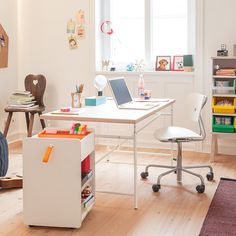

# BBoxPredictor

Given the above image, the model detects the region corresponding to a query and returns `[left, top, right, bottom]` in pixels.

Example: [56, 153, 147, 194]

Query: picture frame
[156, 56, 171, 71]
[71, 92, 82, 108]
[173, 55, 184, 71]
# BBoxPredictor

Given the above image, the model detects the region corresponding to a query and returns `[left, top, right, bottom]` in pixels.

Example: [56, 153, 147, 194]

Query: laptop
[107, 77, 160, 110]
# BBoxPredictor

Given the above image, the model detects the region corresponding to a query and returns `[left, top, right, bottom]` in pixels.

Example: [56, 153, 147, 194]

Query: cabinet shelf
[212, 131, 236, 136]
[213, 113, 236, 116]
[212, 94, 236, 97]
[212, 56, 236, 59]
[213, 75, 236, 79]
[211, 57, 236, 161]
[212, 86, 235, 91]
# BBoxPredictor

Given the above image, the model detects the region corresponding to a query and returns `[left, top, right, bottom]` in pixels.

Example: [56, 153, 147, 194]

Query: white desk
[41, 99, 175, 209]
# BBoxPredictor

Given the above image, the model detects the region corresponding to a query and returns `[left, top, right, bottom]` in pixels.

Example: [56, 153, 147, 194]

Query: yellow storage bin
[212, 97, 236, 114]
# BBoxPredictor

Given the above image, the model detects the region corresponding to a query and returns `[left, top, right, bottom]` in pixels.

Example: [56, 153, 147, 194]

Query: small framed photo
[156, 56, 171, 71]
[173, 56, 184, 71]
[71, 92, 82, 108]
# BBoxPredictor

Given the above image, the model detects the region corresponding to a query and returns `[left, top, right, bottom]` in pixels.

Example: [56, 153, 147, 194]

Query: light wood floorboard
[0, 143, 236, 236]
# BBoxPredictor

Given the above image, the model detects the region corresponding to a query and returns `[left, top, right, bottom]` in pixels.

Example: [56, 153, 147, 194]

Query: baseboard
[5, 132, 23, 144]
[8, 139, 22, 150]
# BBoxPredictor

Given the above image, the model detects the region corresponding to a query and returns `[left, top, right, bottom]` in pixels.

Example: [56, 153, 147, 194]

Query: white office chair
[141, 93, 214, 193]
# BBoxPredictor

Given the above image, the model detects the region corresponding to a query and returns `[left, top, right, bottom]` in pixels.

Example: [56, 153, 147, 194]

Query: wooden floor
[1, 143, 236, 236]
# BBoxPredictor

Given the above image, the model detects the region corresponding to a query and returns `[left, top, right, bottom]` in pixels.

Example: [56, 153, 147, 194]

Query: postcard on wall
[68, 35, 79, 49]
[67, 19, 76, 34]
[77, 25, 85, 39]
[76, 10, 85, 25]
[76, 10, 85, 39]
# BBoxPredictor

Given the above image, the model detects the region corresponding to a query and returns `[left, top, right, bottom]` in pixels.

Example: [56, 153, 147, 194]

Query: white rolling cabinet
[23, 131, 95, 228]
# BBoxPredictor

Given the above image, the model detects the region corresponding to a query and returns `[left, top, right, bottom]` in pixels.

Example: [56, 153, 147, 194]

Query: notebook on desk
[107, 77, 160, 110]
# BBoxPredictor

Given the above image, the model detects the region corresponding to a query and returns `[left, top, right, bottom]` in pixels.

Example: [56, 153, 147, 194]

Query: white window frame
[97, 0, 196, 71]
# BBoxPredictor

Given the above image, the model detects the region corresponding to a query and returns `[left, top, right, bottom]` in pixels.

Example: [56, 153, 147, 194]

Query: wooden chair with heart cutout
[4, 74, 46, 137]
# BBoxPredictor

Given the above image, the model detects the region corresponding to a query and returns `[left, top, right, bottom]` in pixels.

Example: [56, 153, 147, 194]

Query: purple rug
[200, 178, 236, 236]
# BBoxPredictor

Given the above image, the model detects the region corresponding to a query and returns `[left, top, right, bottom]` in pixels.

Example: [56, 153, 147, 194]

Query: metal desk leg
[171, 104, 174, 126]
[171, 104, 174, 165]
[210, 133, 217, 162]
[134, 124, 138, 209]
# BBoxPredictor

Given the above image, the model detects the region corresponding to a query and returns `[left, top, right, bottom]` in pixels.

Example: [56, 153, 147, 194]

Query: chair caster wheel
[206, 172, 214, 181]
[140, 172, 148, 179]
[152, 184, 161, 192]
[196, 184, 205, 193]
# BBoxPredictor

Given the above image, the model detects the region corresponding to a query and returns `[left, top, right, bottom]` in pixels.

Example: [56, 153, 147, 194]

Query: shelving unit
[211, 57, 236, 161]
[23, 130, 95, 228]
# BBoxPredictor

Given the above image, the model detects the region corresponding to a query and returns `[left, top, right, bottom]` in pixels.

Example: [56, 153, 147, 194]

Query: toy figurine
[81, 186, 91, 199]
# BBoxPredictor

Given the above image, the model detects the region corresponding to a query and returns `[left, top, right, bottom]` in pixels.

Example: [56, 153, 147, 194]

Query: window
[96, 0, 194, 71]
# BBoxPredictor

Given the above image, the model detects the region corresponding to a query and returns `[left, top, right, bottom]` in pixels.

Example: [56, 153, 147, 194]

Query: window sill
[96, 70, 194, 77]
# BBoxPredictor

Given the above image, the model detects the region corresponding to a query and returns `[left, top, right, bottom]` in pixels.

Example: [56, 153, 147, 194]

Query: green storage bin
[212, 116, 234, 133]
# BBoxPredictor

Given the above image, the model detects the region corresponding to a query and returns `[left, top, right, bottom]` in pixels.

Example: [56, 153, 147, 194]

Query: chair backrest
[24, 74, 46, 107]
[186, 93, 207, 139]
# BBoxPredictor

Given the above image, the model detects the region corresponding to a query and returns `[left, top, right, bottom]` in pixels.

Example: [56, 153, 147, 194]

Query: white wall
[17, 0, 95, 133]
[0, 0, 19, 140]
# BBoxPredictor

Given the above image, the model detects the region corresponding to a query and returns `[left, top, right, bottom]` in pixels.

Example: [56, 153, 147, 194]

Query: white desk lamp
[85, 75, 107, 106]
[94, 75, 107, 96]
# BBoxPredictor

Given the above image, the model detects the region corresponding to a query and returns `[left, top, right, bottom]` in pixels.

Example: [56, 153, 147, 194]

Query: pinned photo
[76, 10, 85, 25]
[67, 19, 76, 34]
[68, 35, 78, 49]
[77, 25, 85, 39]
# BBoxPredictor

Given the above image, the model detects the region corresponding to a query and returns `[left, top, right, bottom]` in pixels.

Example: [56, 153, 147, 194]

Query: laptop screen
[108, 77, 133, 105]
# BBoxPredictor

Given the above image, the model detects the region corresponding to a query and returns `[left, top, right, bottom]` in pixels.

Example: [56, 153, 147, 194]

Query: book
[183, 55, 193, 67]
[216, 68, 236, 76]
[7, 104, 39, 109]
[9, 95, 35, 101]
[51, 108, 85, 115]
[12, 91, 31, 95]
[8, 100, 36, 105]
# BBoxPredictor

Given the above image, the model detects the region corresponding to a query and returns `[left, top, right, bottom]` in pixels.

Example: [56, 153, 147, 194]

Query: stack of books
[216, 68, 236, 76]
[7, 91, 38, 108]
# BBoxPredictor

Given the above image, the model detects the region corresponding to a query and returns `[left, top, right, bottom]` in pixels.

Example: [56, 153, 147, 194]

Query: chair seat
[5, 106, 45, 113]
[154, 126, 202, 142]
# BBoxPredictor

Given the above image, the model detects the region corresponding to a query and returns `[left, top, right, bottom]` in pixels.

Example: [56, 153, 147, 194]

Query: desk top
[41, 99, 175, 124]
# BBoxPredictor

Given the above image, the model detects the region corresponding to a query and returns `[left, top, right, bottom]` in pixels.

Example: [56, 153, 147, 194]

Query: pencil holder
[71, 92, 82, 108]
